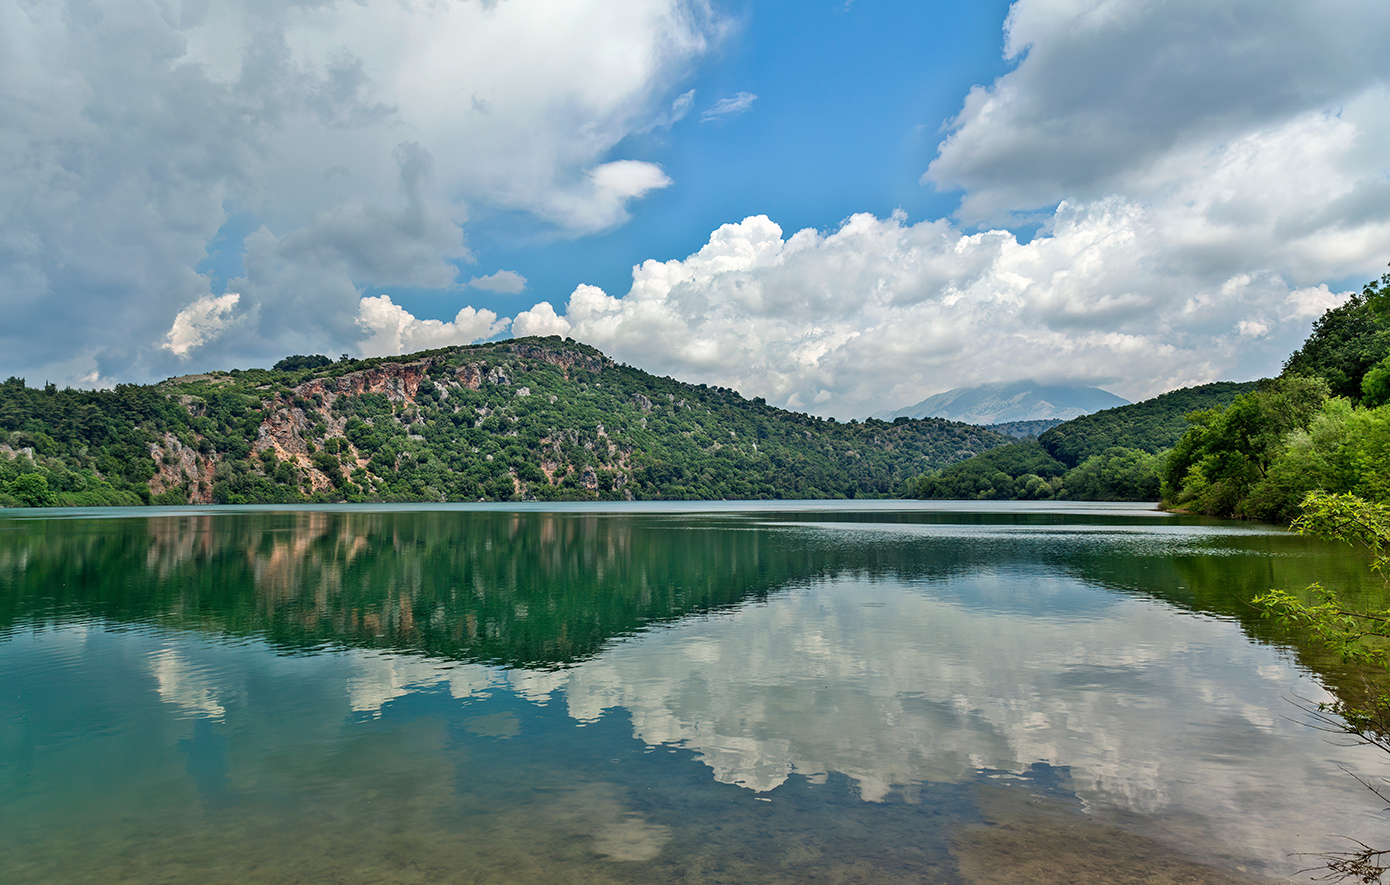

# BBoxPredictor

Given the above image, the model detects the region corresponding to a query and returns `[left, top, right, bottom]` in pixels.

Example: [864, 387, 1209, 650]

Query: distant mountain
[879, 380, 1130, 425]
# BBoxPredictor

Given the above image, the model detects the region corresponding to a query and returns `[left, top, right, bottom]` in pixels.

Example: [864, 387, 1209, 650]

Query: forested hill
[1037, 381, 1260, 468]
[0, 338, 1010, 506]
[1162, 274, 1390, 520]
[985, 418, 1067, 439]
[910, 381, 1258, 501]
[911, 267, 1390, 507]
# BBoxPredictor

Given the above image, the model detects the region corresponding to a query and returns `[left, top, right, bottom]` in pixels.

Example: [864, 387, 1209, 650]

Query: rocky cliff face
[161, 341, 629, 502]
[149, 433, 217, 502]
[135, 338, 1004, 504]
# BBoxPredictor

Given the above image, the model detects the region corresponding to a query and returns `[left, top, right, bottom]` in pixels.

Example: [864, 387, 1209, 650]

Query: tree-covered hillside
[0, 338, 1011, 506]
[1164, 270, 1390, 520]
[910, 382, 1256, 501]
[985, 418, 1067, 439]
[1037, 381, 1259, 468]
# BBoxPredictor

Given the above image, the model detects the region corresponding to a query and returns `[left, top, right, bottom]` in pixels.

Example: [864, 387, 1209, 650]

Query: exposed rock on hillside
[2, 338, 1012, 505]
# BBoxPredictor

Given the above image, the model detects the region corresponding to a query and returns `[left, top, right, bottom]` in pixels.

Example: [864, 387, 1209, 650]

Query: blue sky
[198, 0, 1018, 322]
[456, 0, 1016, 313]
[3, 0, 1389, 416]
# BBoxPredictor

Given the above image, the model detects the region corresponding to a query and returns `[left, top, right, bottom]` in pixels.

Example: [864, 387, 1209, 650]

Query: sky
[2, 0, 1388, 417]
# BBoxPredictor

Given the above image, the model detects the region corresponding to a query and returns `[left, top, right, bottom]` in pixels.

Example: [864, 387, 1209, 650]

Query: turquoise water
[0, 501, 1383, 883]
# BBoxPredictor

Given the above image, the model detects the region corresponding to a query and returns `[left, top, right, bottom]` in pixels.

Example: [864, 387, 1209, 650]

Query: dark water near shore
[1, 501, 1386, 883]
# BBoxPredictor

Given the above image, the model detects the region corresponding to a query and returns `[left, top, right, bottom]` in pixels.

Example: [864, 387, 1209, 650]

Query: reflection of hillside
[0, 509, 1062, 664]
[4, 511, 832, 666]
[2, 508, 1383, 681]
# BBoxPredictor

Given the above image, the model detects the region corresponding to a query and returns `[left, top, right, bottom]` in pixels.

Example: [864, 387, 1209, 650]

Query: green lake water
[1, 500, 1386, 883]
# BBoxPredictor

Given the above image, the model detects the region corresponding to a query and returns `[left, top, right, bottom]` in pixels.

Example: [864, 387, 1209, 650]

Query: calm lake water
[1, 501, 1386, 884]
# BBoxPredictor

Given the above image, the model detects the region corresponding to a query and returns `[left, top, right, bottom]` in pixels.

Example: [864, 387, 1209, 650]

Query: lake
[1, 500, 1386, 884]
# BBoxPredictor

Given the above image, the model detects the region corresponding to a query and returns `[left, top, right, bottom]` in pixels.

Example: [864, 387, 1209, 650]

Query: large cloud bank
[926, 0, 1390, 225]
[388, 0, 1389, 415]
[472, 197, 1350, 416]
[0, 0, 719, 383]
[5, 0, 1389, 413]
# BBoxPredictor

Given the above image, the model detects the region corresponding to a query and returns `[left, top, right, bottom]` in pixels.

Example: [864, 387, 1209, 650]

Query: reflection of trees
[5, 511, 818, 666]
[1037, 525, 1390, 716]
[2, 508, 1385, 683]
[0, 510, 1037, 666]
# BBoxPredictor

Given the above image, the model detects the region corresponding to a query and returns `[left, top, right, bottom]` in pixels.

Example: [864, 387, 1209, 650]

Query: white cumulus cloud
[512, 301, 573, 338]
[468, 270, 528, 294]
[163, 294, 242, 358]
[538, 160, 674, 233]
[356, 295, 508, 357]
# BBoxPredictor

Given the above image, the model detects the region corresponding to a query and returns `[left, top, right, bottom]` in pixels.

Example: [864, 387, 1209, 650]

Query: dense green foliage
[909, 441, 1066, 500]
[909, 381, 1253, 502]
[908, 440, 1164, 501]
[1037, 381, 1258, 467]
[273, 354, 335, 372]
[1163, 271, 1390, 520]
[0, 377, 191, 507]
[1161, 376, 1338, 519]
[0, 338, 1010, 507]
[1365, 355, 1390, 408]
[1282, 273, 1390, 401]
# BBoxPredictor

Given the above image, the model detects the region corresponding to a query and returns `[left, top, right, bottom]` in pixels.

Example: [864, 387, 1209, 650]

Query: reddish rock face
[457, 363, 483, 390]
[148, 433, 217, 504]
[296, 360, 431, 405]
[242, 359, 447, 492]
[145, 341, 625, 501]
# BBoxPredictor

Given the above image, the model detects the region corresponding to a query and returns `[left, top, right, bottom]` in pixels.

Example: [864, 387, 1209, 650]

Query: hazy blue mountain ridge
[881, 380, 1130, 424]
